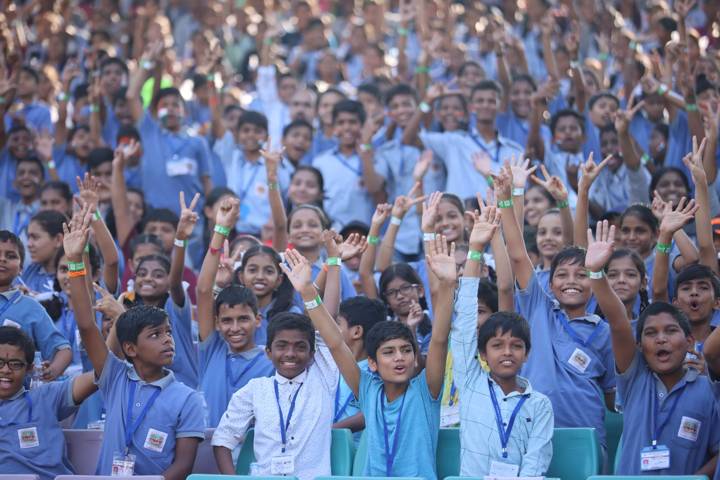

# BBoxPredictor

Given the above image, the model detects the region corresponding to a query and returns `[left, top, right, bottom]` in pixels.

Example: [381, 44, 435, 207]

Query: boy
[671, 264, 719, 350]
[196, 197, 274, 427]
[283, 119, 313, 167]
[0, 326, 97, 479]
[0, 230, 72, 381]
[582, 92, 619, 162]
[65, 204, 205, 478]
[212, 312, 338, 480]
[86, 147, 114, 214]
[0, 125, 34, 202]
[4, 66, 53, 134]
[0, 156, 43, 242]
[312, 99, 386, 228]
[281, 235, 455, 479]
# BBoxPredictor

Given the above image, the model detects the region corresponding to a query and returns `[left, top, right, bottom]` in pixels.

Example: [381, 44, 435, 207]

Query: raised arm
[359, 115, 388, 197]
[375, 183, 425, 271]
[701, 102, 719, 185]
[508, 157, 537, 235]
[705, 323, 720, 377]
[321, 231, 343, 318]
[683, 137, 718, 273]
[359, 203, 391, 298]
[615, 101, 645, 171]
[526, 87, 547, 161]
[171, 192, 200, 307]
[127, 42, 162, 123]
[574, 154, 611, 248]
[585, 220, 635, 372]
[531, 164, 573, 246]
[110, 141, 140, 247]
[260, 146, 288, 251]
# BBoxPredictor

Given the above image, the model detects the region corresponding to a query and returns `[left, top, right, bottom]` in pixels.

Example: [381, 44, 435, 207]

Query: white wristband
[390, 216, 402, 226]
[174, 238, 187, 248]
[587, 270, 604, 279]
[423, 232, 436, 242]
[512, 187, 525, 196]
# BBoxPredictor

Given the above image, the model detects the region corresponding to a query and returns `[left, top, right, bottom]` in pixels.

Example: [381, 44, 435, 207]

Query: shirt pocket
[670, 409, 707, 450]
[136, 405, 177, 458]
[10, 421, 65, 468]
[554, 337, 606, 381]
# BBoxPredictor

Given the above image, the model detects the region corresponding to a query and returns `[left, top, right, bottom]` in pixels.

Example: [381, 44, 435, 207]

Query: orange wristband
[68, 269, 87, 278]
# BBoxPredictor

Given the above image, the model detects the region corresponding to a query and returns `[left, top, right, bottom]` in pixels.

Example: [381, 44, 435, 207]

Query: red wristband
[209, 246, 221, 255]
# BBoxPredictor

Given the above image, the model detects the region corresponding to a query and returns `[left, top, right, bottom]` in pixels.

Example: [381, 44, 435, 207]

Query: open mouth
[562, 287, 582, 295]
[0, 378, 14, 387]
[656, 349, 672, 362]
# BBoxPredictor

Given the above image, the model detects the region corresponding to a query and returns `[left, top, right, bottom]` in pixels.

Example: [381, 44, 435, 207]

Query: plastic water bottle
[30, 352, 44, 389]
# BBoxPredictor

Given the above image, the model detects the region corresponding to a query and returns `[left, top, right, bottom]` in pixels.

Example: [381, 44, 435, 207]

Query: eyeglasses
[384, 284, 419, 298]
[0, 359, 27, 371]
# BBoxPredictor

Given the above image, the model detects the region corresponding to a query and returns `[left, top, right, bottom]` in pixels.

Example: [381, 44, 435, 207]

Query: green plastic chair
[235, 428, 353, 475]
[316, 477, 417, 480]
[547, 428, 601, 480]
[604, 409, 623, 472]
[189, 476, 298, 480]
[613, 435, 623, 473]
[589, 476, 709, 480]
[444, 477, 562, 480]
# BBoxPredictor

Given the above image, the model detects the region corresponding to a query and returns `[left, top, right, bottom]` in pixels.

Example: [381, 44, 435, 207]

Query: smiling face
[620, 214, 656, 258]
[27, 221, 62, 266]
[134, 259, 170, 302]
[217, 303, 260, 353]
[524, 186, 552, 227]
[288, 208, 324, 251]
[0, 241, 22, 288]
[553, 115, 584, 153]
[551, 260, 591, 311]
[655, 171, 688, 208]
[509, 79, 534, 119]
[237, 122, 267, 154]
[434, 199, 464, 243]
[537, 212, 563, 262]
[674, 278, 718, 325]
[283, 126, 312, 163]
[480, 329, 528, 380]
[383, 277, 422, 317]
[124, 319, 176, 367]
[640, 312, 692, 377]
[266, 329, 313, 379]
[589, 96, 618, 128]
[437, 95, 466, 132]
[156, 94, 185, 132]
[387, 93, 416, 129]
[288, 170, 322, 206]
[318, 91, 344, 129]
[332, 111, 362, 148]
[607, 256, 644, 305]
[13, 161, 43, 201]
[240, 253, 282, 301]
[470, 88, 500, 124]
[368, 337, 416, 384]
[0, 344, 30, 399]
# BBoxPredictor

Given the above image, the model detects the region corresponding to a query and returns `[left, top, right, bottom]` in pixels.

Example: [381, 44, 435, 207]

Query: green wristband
[685, 103, 698, 112]
[415, 66, 430, 74]
[657, 84, 668, 96]
[498, 199, 513, 208]
[641, 153, 651, 165]
[326, 257, 341, 266]
[598, 52, 609, 61]
[214, 224, 231, 236]
[89, 104, 100, 113]
[304, 295, 323, 310]
[84, 244, 90, 253]
[656, 242, 672, 254]
[556, 199, 569, 209]
[68, 261, 85, 272]
[398, 27, 409, 37]
[485, 177, 494, 187]
[367, 235, 380, 245]
[267, 181, 279, 190]
[93, 210, 102, 221]
[467, 250, 483, 262]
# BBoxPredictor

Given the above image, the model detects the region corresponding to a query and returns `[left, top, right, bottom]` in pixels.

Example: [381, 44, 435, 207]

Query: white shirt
[212, 335, 339, 480]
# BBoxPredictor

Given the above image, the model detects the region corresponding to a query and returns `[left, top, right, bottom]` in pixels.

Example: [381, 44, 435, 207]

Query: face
[40, 188, 70, 215]
[643, 94, 665, 122]
[655, 171, 688, 207]
[384, 277, 422, 317]
[477, 300, 493, 327]
[241, 253, 282, 300]
[600, 130, 622, 171]
[357, 92, 382, 119]
[17, 71, 37, 97]
[332, 112, 362, 147]
[8, 131, 32, 159]
[589, 97, 618, 128]
[223, 108, 242, 132]
[289, 90, 317, 122]
[480, 330, 528, 380]
[471, 89, 499, 123]
[459, 65, 484, 93]
[89, 162, 113, 202]
[606, 256, 644, 305]
[675, 279, 718, 324]
[135, 259, 170, 301]
[13, 162, 42, 200]
[237, 122, 267, 153]
[0, 344, 29, 399]
[100, 63, 125, 96]
[368, 338, 416, 384]
[277, 77, 298, 104]
[0, 241, 22, 287]
[649, 129, 667, 160]
[217, 303, 261, 353]
[127, 191, 145, 226]
[434, 200, 464, 243]
[27, 221, 62, 265]
[640, 312, 692, 376]
[288, 208, 324, 250]
[114, 98, 134, 126]
[387, 94, 416, 129]
[536, 213, 563, 261]
[283, 126, 312, 162]
[550, 260, 591, 310]
[437, 95, 466, 132]
[337, 314, 358, 347]
[156, 95, 185, 131]
[124, 320, 175, 367]
[289, 170, 322, 206]
[267, 329, 313, 379]
[524, 187, 552, 227]
[318, 92, 344, 128]
[509, 80, 534, 118]
[70, 128, 93, 159]
[554, 116, 584, 153]
[620, 214, 656, 258]
[317, 52, 340, 81]
[143, 221, 175, 253]
[56, 255, 70, 296]
[132, 243, 162, 270]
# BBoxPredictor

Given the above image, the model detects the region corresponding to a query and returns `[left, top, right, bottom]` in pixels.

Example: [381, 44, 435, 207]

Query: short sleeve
[515, 272, 551, 327]
[96, 351, 127, 396]
[176, 390, 208, 438]
[211, 382, 255, 449]
[418, 131, 449, 164]
[31, 302, 71, 360]
[195, 137, 211, 177]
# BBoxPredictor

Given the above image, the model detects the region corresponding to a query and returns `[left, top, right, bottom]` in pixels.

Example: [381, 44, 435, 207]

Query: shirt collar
[653, 367, 699, 396]
[127, 366, 176, 389]
[274, 368, 308, 385]
[489, 375, 534, 398]
[4, 386, 27, 401]
[228, 345, 265, 360]
[0, 289, 22, 301]
[551, 301, 601, 325]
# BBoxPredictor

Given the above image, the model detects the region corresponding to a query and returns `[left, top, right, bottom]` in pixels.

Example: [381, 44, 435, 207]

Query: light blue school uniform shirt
[255, 300, 303, 346]
[199, 334, 274, 427]
[582, 112, 603, 162]
[516, 272, 616, 449]
[664, 111, 692, 176]
[21, 263, 55, 295]
[164, 293, 199, 389]
[629, 113, 655, 154]
[0, 148, 20, 202]
[312, 148, 382, 228]
[94, 351, 205, 475]
[497, 109, 551, 149]
[0, 382, 79, 479]
[51, 145, 86, 193]
[616, 351, 720, 475]
[334, 358, 369, 443]
[543, 146, 582, 210]
[0, 289, 70, 361]
[4, 101, 53, 133]
[589, 164, 651, 213]
[358, 368, 441, 480]
[0, 200, 38, 250]
[419, 127, 524, 201]
[213, 131, 292, 235]
[311, 131, 338, 161]
[138, 112, 211, 215]
[452, 277, 554, 476]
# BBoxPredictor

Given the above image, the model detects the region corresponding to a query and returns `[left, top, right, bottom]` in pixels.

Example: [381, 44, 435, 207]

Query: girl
[312, 88, 345, 158]
[23, 210, 65, 294]
[524, 184, 556, 228]
[434, 193, 468, 247]
[52, 125, 95, 191]
[594, 249, 649, 323]
[650, 167, 691, 208]
[287, 165, 325, 211]
[195, 187, 237, 269]
[39, 181, 73, 217]
[106, 186, 146, 249]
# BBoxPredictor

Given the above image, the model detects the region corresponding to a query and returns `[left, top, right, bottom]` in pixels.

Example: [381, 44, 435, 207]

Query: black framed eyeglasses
[0, 359, 27, 371]
[384, 284, 419, 298]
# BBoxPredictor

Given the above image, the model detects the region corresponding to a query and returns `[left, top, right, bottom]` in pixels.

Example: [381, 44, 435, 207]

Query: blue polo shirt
[51, 145, 86, 193]
[311, 131, 338, 161]
[516, 272, 616, 449]
[616, 351, 720, 475]
[4, 102, 53, 133]
[497, 109, 551, 149]
[165, 293, 199, 389]
[21, 263, 55, 295]
[0, 382, 78, 479]
[199, 334, 273, 427]
[0, 148, 20, 202]
[94, 352, 205, 475]
[255, 299, 303, 346]
[358, 368, 441, 480]
[0, 289, 70, 361]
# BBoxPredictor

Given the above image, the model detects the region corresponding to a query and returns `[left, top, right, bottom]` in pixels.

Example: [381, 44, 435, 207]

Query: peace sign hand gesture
[176, 191, 200, 241]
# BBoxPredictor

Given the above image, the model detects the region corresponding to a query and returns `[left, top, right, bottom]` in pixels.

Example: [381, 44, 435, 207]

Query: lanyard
[469, 133, 501, 164]
[333, 381, 354, 423]
[226, 352, 264, 388]
[334, 152, 362, 176]
[124, 381, 162, 453]
[164, 133, 190, 160]
[448, 381, 458, 407]
[380, 386, 407, 476]
[651, 384, 685, 447]
[556, 310, 602, 348]
[237, 159, 263, 203]
[24, 392, 33, 423]
[0, 291, 22, 319]
[488, 378, 527, 458]
[273, 379, 303, 453]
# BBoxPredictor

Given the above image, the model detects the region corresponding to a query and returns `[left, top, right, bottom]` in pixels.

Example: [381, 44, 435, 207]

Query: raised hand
[682, 136, 707, 186]
[578, 153, 611, 192]
[585, 220, 616, 272]
[337, 233, 368, 261]
[216, 239, 240, 288]
[469, 196, 501, 250]
[93, 283, 126, 321]
[413, 150, 433, 183]
[425, 234, 457, 284]
[113, 139, 141, 169]
[176, 191, 200, 241]
[421, 191, 443, 233]
[35, 130, 54, 162]
[260, 142, 282, 180]
[472, 151, 493, 178]
[614, 100, 645, 134]
[280, 248, 314, 292]
[392, 182, 426, 219]
[322, 230, 341, 259]
[651, 190, 670, 220]
[216, 196, 240, 230]
[62, 203, 94, 262]
[658, 196, 699, 235]
[370, 203, 392, 229]
[425, 84, 445, 103]
[76, 173, 101, 212]
[493, 164, 513, 200]
[531, 164, 568, 201]
[509, 156, 537, 189]
[406, 301, 424, 330]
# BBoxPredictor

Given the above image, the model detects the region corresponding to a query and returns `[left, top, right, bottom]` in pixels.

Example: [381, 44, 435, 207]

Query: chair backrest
[589, 476, 709, 480]
[351, 430, 368, 476]
[55, 476, 164, 480]
[0, 475, 40, 480]
[317, 477, 417, 480]
[192, 428, 220, 474]
[613, 435, 623, 474]
[547, 428, 601, 480]
[604, 409, 623, 472]
[235, 428, 354, 476]
[189, 476, 298, 480]
[62, 429, 104, 476]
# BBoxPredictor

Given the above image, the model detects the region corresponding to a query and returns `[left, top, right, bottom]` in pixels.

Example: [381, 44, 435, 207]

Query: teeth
[564, 288, 580, 294]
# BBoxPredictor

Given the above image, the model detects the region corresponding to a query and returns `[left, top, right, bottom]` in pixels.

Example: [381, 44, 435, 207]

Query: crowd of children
[2, 0, 720, 478]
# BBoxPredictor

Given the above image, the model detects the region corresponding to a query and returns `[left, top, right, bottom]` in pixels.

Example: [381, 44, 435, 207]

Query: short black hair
[17, 155, 45, 177]
[283, 118, 313, 138]
[153, 87, 184, 108]
[636, 301, 690, 342]
[512, 73, 537, 91]
[339, 297, 388, 345]
[384, 83, 418, 106]
[477, 279, 499, 313]
[142, 208, 179, 230]
[0, 231, 25, 266]
[458, 61, 483, 78]
[0, 326, 35, 365]
[87, 147, 114, 171]
[550, 246, 587, 283]
[266, 312, 316, 351]
[599, 124, 618, 138]
[215, 285, 259, 316]
[470, 80, 503, 99]
[365, 321, 417, 361]
[357, 83, 382, 102]
[332, 99, 366, 124]
[237, 110, 268, 132]
[675, 263, 720, 299]
[588, 91, 620, 111]
[116, 305, 170, 360]
[192, 73, 208, 91]
[477, 312, 531, 353]
[20, 66, 40, 84]
[550, 109, 585, 135]
[100, 56, 129, 75]
[30, 210, 66, 237]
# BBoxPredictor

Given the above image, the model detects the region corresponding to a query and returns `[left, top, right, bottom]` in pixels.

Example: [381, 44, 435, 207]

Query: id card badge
[441, 403, 460, 427]
[488, 460, 520, 477]
[17, 426, 39, 448]
[640, 445, 670, 471]
[270, 454, 295, 475]
[568, 347, 591, 373]
[166, 156, 197, 177]
[111, 452, 136, 476]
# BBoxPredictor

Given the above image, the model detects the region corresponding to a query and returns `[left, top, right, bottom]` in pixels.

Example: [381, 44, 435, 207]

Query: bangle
[89, 104, 100, 113]
[512, 187, 525, 196]
[556, 199, 569, 209]
[304, 295, 323, 310]
[641, 153, 651, 165]
[587, 270, 604, 279]
[685, 103, 698, 112]
[656, 242, 672, 254]
[398, 27, 409, 36]
[47, 160, 56, 169]
[267, 181, 279, 190]
[657, 84, 668, 96]
[485, 177, 494, 187]
[84, 244, 90, 253]
[326, 257, 341, 267]
[209, 245, 221, 255]
[93, 210, 102, 221]
[359, 143, 373, 153]
[423, 232, 436, 242]
[390, 216, 402, 226]
[68, 261, 85, 272]
[367, 235, 380, 245]
[57, 92, 70, 102]
[174, 238, 188, 248]
[263, 37, 273, 46]
[498, 199, 513, 208]
[214, 224, 231, 236]
[419, 101, 431, 113]
[415, 66, 430, 74]
[68, 269, 87, 278]
[598, 52, 609, 61]
[142, 60, 155, 70]
[467, 250, 484, 262]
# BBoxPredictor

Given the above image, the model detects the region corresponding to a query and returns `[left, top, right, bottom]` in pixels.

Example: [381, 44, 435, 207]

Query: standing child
[23, 210, 66, 294]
